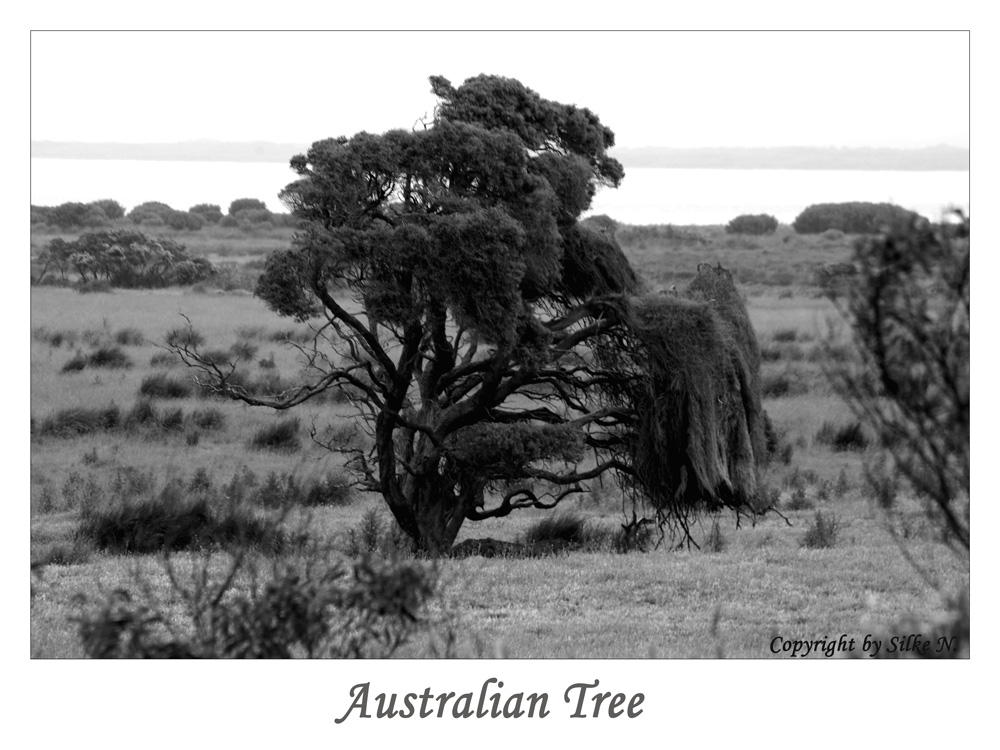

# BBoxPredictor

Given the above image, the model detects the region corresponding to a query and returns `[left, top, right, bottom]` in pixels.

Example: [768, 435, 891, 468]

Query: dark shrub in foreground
[38, 406, 121, 437]
[73, 552, 436, 658]
[725, 213, 778, 235]
[139, 372, 193, 399]
[249, 418, 301, 452]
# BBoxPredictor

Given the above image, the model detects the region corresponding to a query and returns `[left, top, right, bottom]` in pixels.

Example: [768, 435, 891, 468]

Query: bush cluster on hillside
[792, 202, 920, 234]
[725, 213, 778, 235]
[31, 198, 298, 232]
[34, 229, 216, 287]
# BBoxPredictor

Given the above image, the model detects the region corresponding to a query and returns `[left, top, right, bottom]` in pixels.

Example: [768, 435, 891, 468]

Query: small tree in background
[189, 203, 224, 223]
[725, 213, 778, 235]
[228, 198, 269, 215]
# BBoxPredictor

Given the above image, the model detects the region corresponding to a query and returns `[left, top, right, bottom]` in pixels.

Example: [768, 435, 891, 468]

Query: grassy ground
[28, 223, 969, 658]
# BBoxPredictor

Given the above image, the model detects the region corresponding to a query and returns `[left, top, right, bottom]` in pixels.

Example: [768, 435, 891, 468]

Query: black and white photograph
[18, 15, 984, 747]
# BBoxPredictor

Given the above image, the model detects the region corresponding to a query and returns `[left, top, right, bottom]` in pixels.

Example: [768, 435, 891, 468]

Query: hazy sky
[31, 31, 969, 149]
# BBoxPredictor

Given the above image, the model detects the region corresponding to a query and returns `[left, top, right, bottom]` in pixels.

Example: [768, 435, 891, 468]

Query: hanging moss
[608, 264, 767, 530]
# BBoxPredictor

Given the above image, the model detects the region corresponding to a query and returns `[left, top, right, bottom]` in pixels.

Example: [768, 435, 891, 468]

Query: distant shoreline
[31, 141, 970, 172]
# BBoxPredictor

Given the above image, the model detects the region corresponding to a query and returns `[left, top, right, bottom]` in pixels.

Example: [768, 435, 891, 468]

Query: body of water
[31, 158, 969, 226]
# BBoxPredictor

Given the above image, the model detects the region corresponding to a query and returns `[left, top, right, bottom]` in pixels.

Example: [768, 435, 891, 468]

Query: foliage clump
[35, 229, 216, 288]
[725, 213, 778, 235]
[792, 202, 920, 234]
[73, 551, 436, 658]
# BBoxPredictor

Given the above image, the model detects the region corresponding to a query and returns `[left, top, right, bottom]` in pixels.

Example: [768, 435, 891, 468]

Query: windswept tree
[171, 75, 768, 553]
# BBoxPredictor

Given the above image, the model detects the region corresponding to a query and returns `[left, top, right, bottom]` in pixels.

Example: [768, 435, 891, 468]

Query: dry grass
[29, 228, 968, 658]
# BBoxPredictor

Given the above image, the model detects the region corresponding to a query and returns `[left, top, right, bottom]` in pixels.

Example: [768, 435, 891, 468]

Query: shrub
[228, 198, 268, 215]
[90, 199, 126, 221]
[72, 551, 436, 658]
[114, 327, 145, 346]
[164, 326, 205, 349]
[725, 213, 778, 235]
[38, 405, 120, 437]
[801, 510, 841, 549]
[189, 407, 226, 430]
[344, 508, 404, 557]
[199, 348, 233, 366]
[60, 353, 89, 373]
[249, 418, 301, 452]
[76, 482, 286, 554]
[814, 420, 870, 451]
[87, 345, 132, 369]
[189, 204, 223, 223]
[139, 372, 193, 399]
[160, 407, 186, 431]
[761, 369, 809, 399]
[772, 328, 798, 343]
[124, 398, 161, 429]
[521, 512, 590, 549]
[149, 351, 178, 368]
[302, 472, 354, 507]
[230, 340, 259, 362]
[792, 202, 920, 234]
[165, 210, 204, 231]
[786, 486, 812, 511]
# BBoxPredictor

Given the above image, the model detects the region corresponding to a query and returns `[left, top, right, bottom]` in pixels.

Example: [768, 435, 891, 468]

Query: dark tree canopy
[172, 75, 767, 553]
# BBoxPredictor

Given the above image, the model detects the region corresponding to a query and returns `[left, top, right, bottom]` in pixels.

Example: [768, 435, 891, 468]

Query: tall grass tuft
[139, 372, 193, 399]
[814, 420, 870, 451]
[801, 511, 841, 549]
[249, 418, 301, 452]
[76, 481, 287, 554]
[38, 405, 121, 437]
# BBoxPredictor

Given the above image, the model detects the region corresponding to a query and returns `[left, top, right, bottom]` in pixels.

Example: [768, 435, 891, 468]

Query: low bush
[786, 486, 812, 511]
[792, 202, 920, 234]
[761, 369, 809, 399]
[61, 346, 132, 373]
[38, 406, 121, 437]
[814, 420, 870, 451]
[76, 482, 287, 554]
[72, 551, 436, 658]
[521, 512, 591, 549]
[88, 345, 132, 369]
[149, 351, 179, 368]
[230, 340, 259, 362]
[801, 510, 841, 549]
[249, 418, 301, 452]
[164, 326, 205, 349]
[725, 213, 778, 235]
[189, 407, 226, 430]
[139, 372, 193, 399]
[114, 328, 145, 346]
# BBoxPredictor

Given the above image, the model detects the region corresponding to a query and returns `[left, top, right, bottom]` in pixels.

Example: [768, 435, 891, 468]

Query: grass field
[28, 223, 969, 658]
